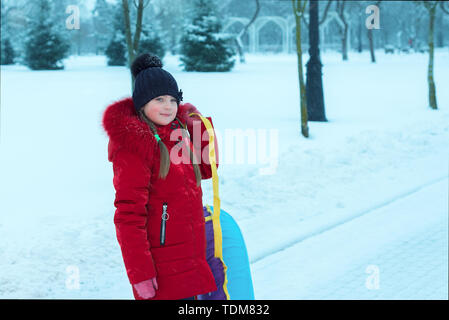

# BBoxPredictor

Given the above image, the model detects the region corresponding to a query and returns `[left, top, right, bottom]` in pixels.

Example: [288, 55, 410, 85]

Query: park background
[1, 0, 448, 299]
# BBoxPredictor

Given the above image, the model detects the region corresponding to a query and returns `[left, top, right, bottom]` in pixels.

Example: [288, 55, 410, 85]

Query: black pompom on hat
[131, 53, 183, 113]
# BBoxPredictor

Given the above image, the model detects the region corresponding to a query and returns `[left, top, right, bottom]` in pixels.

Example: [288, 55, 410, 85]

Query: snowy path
[252, 178, 448, 299]
[250, 174, 448, 264]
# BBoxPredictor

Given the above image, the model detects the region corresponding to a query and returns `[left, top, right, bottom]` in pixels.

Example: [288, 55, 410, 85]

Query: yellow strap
[188, 113, 230, 300]
[188, 113, 221, 257]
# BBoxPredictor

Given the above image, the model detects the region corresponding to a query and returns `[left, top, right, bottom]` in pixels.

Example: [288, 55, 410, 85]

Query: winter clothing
[133, 277, 158, 299]
[131, 53, 183, 113]
[102, 96, 219, 300]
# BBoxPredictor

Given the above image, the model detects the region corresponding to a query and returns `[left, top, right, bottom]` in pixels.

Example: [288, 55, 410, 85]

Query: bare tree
[366, 0, 381, 63]
[299, 0, 332, 28]
[335, 0, 349, 61]
[292, 0, 309, 138]
[420, 1, 439, 110]
[319, 0, 332, 25]
[354, 1, 365, 53]
[122, 0, 151, 91]
[440, 1, 449, 15]
[234, 0, 260, 63]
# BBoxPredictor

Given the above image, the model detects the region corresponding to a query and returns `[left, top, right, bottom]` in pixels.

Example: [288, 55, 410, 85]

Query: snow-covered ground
[1, 49, 448, 299]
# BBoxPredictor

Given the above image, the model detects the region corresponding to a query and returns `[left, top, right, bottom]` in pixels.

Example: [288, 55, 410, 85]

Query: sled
[187, 113, 255, 300]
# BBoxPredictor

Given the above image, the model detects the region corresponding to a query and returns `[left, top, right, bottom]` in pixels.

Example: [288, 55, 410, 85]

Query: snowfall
[1, 49, 448, 300]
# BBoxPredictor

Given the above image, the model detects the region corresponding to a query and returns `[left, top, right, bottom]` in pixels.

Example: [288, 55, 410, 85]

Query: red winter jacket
[102, 97, 219, 300]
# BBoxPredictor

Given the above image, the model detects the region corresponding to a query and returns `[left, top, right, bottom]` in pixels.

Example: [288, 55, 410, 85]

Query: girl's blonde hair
[138, 108, 202, 187]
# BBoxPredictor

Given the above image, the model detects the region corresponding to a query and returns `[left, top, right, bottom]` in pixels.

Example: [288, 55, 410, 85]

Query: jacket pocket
[160, 202, 169, 246]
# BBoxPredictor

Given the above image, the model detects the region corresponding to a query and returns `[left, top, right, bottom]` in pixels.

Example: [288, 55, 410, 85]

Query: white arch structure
[222, 14, 351, 53]
[223, 16, 295, 53]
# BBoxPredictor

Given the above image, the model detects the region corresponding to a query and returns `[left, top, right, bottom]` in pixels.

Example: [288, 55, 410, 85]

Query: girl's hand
[180, 103, 202, 128]
[133, 277, 158, 299]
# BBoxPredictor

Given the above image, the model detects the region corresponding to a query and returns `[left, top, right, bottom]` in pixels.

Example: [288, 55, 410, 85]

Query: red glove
[133, 277, 158, 299]
[179, 103, 203, 129]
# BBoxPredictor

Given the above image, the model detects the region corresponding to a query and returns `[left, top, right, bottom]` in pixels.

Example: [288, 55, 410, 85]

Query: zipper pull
[160, 202, 169, 246]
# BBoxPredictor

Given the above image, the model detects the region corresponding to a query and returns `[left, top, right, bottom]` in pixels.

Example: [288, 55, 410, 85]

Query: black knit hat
[131, 53, 183, 113]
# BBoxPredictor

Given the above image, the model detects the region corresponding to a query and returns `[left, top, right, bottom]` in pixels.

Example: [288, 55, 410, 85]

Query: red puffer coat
[102, 97, 219, 300]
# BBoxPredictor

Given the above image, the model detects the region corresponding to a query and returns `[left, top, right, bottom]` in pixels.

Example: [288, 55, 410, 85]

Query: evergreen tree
[23, 0, 70, 70]
[1, 38, 16, 65]
[137, 25, 166, 60]
[179, 0, 236, 72]
[105, 33, 127, 66]
[105, 4, 127, 66]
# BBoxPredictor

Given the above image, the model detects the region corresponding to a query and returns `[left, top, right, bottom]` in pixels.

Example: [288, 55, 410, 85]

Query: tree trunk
[427, 5, 438, 109]
[292, 0, 309, 138]
[122, 0, 134, 91]
[337, 0, 348, 61]
[234, 37, 245, 63]
[367, 1, 381, 63]
[122, 0, 147, 92]
[235, 0, 260, 63]
[358, 13, 363, 53]
[342, 24, 348, 60]
[77, 31, 81, 55]
[368, 28, 375, 62]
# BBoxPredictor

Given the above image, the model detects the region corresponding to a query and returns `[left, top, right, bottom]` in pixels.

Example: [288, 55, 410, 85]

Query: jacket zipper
[160, 202, 168, 246]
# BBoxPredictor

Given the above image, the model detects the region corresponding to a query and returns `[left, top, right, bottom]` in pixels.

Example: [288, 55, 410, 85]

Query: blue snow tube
[198, 205, 255, 300]
[217, 207, 255, 300]
[189, 114, 254, 300]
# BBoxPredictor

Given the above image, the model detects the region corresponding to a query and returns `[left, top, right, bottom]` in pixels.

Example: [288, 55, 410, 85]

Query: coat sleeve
[187, 116, 219, 180]
[111, 147, 157, 285]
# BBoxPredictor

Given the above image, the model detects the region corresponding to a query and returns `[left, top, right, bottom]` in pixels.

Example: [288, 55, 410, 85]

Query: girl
[102, 53, 219, 300]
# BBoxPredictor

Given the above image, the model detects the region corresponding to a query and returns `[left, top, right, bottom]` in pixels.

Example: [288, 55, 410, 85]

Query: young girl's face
[142, 95, 178, 125]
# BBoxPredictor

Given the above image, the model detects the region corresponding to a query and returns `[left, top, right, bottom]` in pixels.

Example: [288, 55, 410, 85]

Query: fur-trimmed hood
[101, 96, 187, 162]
